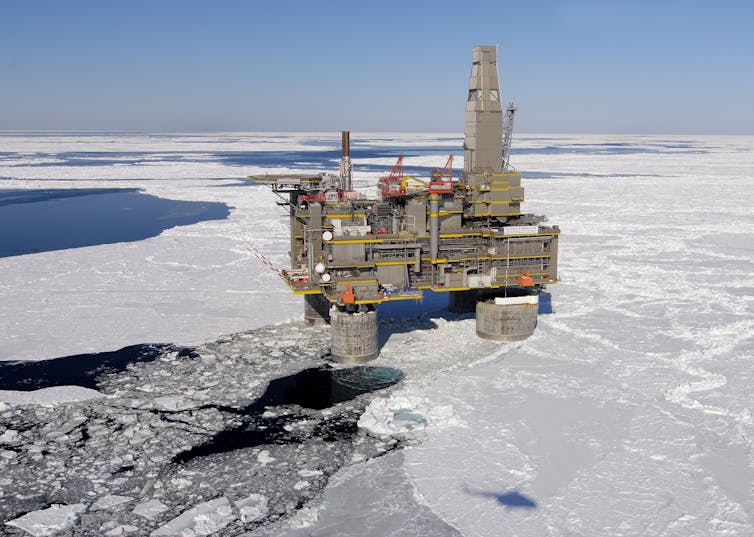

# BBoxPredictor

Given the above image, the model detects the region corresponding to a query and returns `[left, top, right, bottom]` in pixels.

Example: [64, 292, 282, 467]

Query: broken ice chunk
[104, 525, 139, 536]
[293, 480, 310, 491]
[169, 477, 192, 489]
[153, 396, 195, 412]
[5, 503, 86, 537]
[233, 494, 268, 523]
[256, 449, 275, 465]
[0, 429, 20, 445]
[91, 494, 133, 511]
[150, 497, 235, 536]
[0, 449, 18, 460]
[297, 469, 323, 478]
[0, 386, 103, 407]
[133, 499, 168, 520]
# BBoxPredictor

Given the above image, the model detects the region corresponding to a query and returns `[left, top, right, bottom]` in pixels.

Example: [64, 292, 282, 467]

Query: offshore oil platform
[250, 46, 559, 363]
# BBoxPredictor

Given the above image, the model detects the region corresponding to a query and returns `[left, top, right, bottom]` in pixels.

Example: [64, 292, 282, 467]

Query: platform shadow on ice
[174, 365, 404, 463]
[0, 344, 194, 391]
[374, 290, 552, 349]
[538, 292, 553, 314]
[0, 188, 230, 258]
[464, 487, 537, 509]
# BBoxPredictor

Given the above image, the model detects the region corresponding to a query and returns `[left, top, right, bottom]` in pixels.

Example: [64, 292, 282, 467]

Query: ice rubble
[0, 323, 409, 535]
[358, 394, 458, 440]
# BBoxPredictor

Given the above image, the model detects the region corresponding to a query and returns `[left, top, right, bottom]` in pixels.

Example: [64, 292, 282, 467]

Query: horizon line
[1, 130, 753, 137]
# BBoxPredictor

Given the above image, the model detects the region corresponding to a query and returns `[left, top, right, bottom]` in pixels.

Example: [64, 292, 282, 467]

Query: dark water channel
[0, 188, 230, 257]
[246, 366, 404, 411]
[0, 344, 193, 391]
[174, 366, 404, 463]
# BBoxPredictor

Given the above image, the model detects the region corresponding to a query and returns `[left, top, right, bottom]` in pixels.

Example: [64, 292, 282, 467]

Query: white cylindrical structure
[330, 307, 379, 363]
[476, 294, 538, 341]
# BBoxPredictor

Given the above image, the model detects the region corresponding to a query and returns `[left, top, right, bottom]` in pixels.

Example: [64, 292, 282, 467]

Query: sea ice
[90, 494, 134, 511]
[0, 428, 20, 445]
[151, 497, 235, 536]
[358, 394, 457, 440]
[0, 449, 17, 460]
[234, 493, 268, 523]
[256, 449, 275, 465]
[133, 499, 169, 520]
[104, 525, 139, 536]
[0, 386, 103, 406]
[5, 503, 86, 537]
[153, 396, 196, 412]
[1, 133, 753, 536]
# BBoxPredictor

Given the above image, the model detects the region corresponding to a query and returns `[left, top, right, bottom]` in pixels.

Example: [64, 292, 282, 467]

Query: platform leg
[475, 292, 538, 341]
[330, 305, 379, 363]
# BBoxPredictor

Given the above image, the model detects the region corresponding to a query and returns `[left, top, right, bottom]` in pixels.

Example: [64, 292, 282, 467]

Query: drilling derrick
[464, 45, 504, 173]
[249, 46, 559, 363]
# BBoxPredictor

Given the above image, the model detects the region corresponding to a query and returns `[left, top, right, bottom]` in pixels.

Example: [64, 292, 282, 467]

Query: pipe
[429, 193, 439, 261]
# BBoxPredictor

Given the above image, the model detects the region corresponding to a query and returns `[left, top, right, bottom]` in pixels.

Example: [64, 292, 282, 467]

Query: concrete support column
[476, 294, 538, 341]
[330, 306, 379, 364]
[304, 294, 331, 326]
[448, 290, 478, 313]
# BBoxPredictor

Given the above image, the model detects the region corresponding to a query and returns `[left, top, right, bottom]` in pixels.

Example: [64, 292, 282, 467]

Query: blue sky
[1, 0, 752, 133]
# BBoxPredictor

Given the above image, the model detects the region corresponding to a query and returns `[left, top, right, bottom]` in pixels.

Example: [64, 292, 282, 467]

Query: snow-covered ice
[1, 132, 753, 535]
[0, 386, 103, 406]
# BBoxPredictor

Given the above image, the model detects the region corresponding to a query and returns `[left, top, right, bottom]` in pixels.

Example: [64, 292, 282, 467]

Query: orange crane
[429, 154, 454, 193]
[379, 154, 405, 198]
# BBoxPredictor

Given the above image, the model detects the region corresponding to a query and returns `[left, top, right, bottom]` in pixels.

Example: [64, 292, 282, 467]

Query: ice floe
[5, 503, 86, 536]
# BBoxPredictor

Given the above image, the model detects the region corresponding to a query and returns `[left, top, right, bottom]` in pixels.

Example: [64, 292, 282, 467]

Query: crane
[502, 101, 517, 171]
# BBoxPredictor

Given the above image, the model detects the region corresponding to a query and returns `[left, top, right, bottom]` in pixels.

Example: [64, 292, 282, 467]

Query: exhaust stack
[340, 130, 352, 191]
